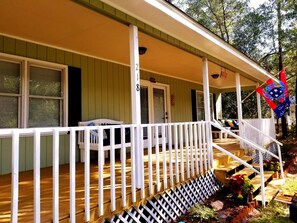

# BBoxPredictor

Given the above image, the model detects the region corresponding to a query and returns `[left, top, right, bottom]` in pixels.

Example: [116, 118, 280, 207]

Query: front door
[140, 81, 170, 145]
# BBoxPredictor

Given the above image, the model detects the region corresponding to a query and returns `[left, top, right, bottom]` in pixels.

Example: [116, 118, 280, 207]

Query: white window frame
[196, 90, 214, 121]
[0, 53, 68, 128]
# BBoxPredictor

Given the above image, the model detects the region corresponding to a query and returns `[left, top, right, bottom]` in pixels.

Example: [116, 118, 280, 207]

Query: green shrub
[188, 203, 217, 222]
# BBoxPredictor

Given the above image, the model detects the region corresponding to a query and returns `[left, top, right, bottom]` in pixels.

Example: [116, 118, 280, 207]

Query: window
[0, 54, 67, 128]
[192, 90, 214, 121]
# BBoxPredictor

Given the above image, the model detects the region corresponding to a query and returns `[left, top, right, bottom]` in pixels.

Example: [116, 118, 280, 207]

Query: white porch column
[129, 24, 143, 189]
[202, 57, 213, 168]
[216, 93, 223, 119]
[256, 83, 262, 119]
[236, 73, 244, 146]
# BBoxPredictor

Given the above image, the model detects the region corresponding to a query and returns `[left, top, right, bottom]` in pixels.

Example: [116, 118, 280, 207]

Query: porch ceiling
[0, 0, 258, 89]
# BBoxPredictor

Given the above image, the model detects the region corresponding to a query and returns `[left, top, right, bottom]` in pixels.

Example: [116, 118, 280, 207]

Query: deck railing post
[34, 129, 41, 223]
[70, 128, 76, 222]
[53, 129, 59, 223]
[259, 152, 266, 206]
[277, 144, 285, 179]
[11, 130, 19, 223]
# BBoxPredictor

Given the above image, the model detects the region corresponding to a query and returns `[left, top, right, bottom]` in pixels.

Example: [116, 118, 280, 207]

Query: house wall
[0, 35, 217, 174]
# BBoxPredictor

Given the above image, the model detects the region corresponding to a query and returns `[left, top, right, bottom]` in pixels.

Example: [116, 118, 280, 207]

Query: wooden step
[214, 155, 254, 185]
[250, 171, 274, 194]
[233, 167, 256, 178]
[254, 178, 285, 205]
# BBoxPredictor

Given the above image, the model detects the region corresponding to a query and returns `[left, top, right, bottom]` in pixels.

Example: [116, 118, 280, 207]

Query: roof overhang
[0, 0, 276, 89]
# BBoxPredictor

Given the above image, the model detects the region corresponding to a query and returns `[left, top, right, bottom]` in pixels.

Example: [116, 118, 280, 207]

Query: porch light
[138, 47, 147, 55]
[211, 73, 220, 79]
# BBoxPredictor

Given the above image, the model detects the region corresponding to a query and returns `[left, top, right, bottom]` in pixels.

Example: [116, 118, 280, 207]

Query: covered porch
[0, 0, 284, 222]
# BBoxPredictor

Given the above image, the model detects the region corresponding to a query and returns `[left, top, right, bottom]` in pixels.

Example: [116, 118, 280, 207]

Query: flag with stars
[256, 69, 290, 118]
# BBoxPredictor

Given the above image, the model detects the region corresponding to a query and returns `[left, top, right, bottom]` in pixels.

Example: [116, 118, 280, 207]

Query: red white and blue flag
[256, 69, 290, 118]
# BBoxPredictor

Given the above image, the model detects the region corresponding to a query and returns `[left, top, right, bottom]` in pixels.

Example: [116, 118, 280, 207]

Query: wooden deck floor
[0, 139, 241, 222]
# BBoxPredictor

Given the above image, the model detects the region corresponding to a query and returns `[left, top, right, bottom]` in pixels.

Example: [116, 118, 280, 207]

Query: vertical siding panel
[40, 136, 47, 168]
[59, 135, 66, 164]
[113, 64, 119, 119]
[3, 36, 16, 54]
[37, 45, 47, 61]
[118, 65, 125, 122]
[1, 138, 12, 174]
[95, 60, 102, 118]
[0, 36, 3, 52]
[25, 137, 34, 171]
[27, 42, 37, 59]
[56, 49, 65, 64]
[81, 56, 89, 120]
[101, 61, 108, 118]
[72, 53, 81, 68]
[46, 136, 53, 167]
[124, 66, 131, 123]
[65, 51, 73, 66]
[88, 57, 95, 119]
[16, 40, 27, 57]
[63, 135, 70, 163]
[19, 138, 26, 172]
[107, 63, 114, 118]
[47, 48, 56, 63]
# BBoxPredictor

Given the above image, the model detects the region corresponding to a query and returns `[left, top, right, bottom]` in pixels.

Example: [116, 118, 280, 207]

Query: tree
[173, 0, 249, 43]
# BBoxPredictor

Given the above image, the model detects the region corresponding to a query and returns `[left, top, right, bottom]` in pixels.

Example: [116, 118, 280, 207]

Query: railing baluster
[70, 129, 76, 223]
[53, 129, 59, 223]
[184, 123, 190, 179]
[174, 124, 179, 183]
[11, 130, 19, 223]
[84, 128, 90, 222]
[147, 125, 153, 195]
[110, 127, 116, 211]
[168, 124, 173, 186]
[140, 126, 145, 199]
[198, 122, 203, 174]
[162, 124, 167, 189]
[277, 144, 284, 179]
[34, 130, 41, 223]
[194, 123, 199, 175]
[189, 123, 194, 177]
[130, 126, 136, 202]
[179, 124, 184, 181]
[155, 125, 160, 192]
[202, 122, 207, 173]
[98, 127, 104, 216]
[121, 126, 127, 207]
[259, 152, 266, 206]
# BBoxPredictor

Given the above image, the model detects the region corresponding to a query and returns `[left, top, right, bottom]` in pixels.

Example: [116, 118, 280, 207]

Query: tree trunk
[277, 0, 287, 138]
[295, 75, 297, 136]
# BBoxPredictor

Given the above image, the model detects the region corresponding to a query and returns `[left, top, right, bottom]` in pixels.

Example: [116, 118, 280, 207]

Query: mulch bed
[172, 188, 256, 223]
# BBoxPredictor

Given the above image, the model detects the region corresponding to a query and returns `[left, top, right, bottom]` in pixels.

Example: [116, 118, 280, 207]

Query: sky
[249, 0, 267, 8]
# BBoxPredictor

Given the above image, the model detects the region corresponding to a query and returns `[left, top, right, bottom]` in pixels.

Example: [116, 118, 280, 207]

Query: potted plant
[229, 174, 254, 204]
[263, 158, 280, 178]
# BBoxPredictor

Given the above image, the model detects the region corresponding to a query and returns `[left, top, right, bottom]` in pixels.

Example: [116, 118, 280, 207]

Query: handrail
[212, 143, 260, 175]
[210, 122, 279, 160]
[241, 119, 282, 146]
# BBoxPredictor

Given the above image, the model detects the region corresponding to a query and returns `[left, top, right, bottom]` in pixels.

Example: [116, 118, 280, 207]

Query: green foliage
[263, 159, 281, 171]
[229, 174, 254, 201]
[281, 177, 297, 195]
[250, 201, 291, 223]
[188, 203, 217, 222]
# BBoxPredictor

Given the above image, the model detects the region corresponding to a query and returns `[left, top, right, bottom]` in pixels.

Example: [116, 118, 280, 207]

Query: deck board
[0, 141, 240, 222]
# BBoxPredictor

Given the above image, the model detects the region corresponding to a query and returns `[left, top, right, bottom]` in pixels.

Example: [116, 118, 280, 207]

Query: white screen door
[140, 81, 169, 145]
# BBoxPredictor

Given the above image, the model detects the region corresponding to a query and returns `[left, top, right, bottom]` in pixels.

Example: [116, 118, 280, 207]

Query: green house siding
[0, 35, 213, 175]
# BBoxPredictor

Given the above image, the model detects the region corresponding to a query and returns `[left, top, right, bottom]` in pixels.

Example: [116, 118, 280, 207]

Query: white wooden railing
[0, 121, 211, 223]
[211, 120, 284, 206]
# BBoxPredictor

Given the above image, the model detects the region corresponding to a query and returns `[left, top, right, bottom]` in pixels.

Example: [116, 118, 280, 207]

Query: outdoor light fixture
[211, 73, 220, 79]
[138, 47, 147, 55]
